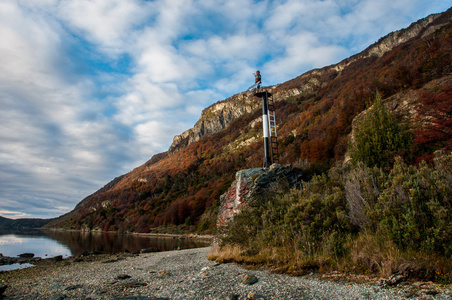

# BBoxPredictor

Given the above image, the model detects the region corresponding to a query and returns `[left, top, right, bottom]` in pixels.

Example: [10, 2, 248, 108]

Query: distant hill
[0, 216, 52, 230]
[46, 7, 452, 233]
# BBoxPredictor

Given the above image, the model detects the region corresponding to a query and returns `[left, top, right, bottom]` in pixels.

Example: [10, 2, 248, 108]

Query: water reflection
[41, 230, 211, 256]
[0, 231, 71, 258]
[0, 230, 211, 259]
[0, 263, 35, 272]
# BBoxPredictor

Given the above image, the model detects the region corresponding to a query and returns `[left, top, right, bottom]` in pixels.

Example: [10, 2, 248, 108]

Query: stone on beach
[242, 274, 258, 285]
[18, 253, 34, 258]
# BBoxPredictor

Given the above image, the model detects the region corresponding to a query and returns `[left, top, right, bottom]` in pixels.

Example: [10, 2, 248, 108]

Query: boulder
[217, 168, 264, 228]
[217, 165, 302, 228]
[247, 293, 266, 300]
[18, 253, 34, 258]
[50, 255, 63, 262]
[0, 256, 17, 265]
[116, 274, 131, 280]
[242, 274, 258, 285]
[158, 270, 170, 277]
[386, 274, 407, 286]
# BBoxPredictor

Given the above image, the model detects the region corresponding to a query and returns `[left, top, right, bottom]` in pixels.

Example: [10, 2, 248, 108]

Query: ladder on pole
[267, 94, 279, 164]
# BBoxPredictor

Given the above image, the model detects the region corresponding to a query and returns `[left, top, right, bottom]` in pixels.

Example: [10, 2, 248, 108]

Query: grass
[211, 236, 452, 287]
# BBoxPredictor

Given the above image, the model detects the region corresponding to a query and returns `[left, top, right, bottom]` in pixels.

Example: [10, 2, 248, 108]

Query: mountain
[46, 8, 452, 233]
[0, 216, 52, 230]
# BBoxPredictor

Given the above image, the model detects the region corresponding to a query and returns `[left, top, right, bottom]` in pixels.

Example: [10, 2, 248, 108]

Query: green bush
[223, 169, 355, 259]
[350, 92, 412, 169]
[370, 152, 452, 256]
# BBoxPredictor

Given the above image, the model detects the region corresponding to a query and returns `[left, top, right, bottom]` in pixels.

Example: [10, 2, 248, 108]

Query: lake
[0, 230, 211, 271]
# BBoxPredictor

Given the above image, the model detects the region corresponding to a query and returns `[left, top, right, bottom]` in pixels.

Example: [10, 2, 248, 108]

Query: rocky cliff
[169, 92, 261, 152]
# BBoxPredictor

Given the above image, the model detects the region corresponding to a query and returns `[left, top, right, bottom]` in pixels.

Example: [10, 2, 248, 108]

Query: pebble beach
[0, 247, 451, 300]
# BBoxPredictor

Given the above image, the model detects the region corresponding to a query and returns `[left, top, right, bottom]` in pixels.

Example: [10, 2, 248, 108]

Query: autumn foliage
[414, 84, 452, 161]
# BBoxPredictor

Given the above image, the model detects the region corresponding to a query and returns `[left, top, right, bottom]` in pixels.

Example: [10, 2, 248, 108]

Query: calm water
[0, 230, 210, 271]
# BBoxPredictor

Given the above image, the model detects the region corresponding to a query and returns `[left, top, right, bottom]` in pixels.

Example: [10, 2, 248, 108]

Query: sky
[0, 0, 450, 220]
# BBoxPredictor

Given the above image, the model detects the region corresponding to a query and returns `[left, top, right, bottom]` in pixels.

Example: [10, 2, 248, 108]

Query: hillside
[0, 216, 52, 230]
[46, 8, 452, 233]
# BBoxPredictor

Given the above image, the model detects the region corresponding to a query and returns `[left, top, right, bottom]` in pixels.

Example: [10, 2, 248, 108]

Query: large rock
[18, 253, 34, 258]
[217, 165, 302, 228]
[0, 256, 17, 265]
[242, 274, 259, 285]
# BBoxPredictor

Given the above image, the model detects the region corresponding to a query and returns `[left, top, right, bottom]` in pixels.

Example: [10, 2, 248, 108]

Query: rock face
[169, 92, 261, 153]
[217, 165, 302, 228]
[217, 168, 265, 228]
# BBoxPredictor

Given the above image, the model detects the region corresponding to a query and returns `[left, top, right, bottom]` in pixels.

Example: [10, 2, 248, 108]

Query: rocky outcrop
[365, 13, 446, 59]
[169, 92, 261, 152]
[217, 165, 303, 228]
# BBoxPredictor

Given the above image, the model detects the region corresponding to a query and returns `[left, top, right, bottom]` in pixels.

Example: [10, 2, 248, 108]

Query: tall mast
[255, 91, 273, 168]
[248, 71, 278, 169]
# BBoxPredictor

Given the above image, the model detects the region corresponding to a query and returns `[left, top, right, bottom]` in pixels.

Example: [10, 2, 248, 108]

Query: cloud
[56, 0, 153, 55]
[264, 32, 348, 82]
[0, 210, 29, 219]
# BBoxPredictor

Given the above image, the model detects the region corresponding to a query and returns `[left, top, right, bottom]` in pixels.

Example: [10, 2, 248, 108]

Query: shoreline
[40, 227, 214, 241]
[0, 229, 213, 271]
[1, 247, 450, 299]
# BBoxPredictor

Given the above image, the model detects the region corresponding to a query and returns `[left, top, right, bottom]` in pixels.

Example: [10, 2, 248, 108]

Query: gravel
[0, 247, 450, 299]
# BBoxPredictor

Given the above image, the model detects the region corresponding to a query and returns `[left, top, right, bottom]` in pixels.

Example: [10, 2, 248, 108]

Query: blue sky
[0, 0, 450, 219]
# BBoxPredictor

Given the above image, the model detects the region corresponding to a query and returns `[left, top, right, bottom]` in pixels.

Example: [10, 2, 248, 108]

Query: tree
[350, 92, 412, 169]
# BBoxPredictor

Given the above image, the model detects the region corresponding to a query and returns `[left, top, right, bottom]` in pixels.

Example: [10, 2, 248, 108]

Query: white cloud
[265, 32, 348, 81]
[0, 210, 29, 219]
[184, 33, 266, 62]
[136, 40, 192, 83]
[0, 3, 62, 85]
[56, 0, 153, 55]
